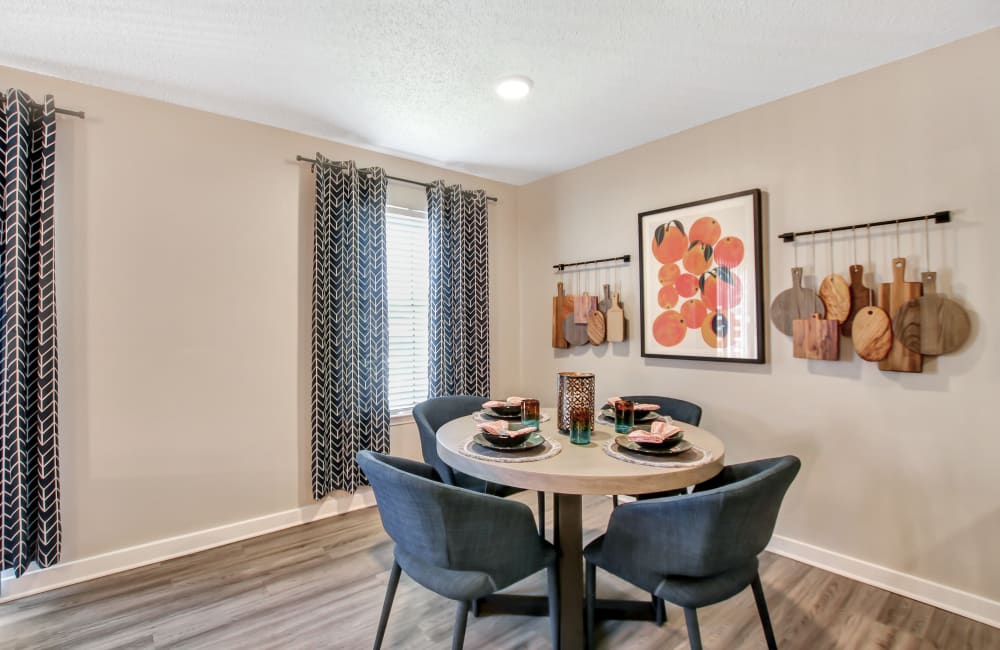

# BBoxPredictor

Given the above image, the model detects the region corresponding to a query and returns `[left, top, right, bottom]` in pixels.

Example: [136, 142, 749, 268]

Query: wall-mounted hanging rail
[296, 155, 498, 203]
[553, 254, 631, 272]
[777, 210, 950, 243]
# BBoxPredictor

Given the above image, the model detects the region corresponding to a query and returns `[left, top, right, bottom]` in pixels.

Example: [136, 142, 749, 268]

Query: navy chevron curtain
[311, 155, 389, 497]
[1, 89, 60, 576]
[427, 181, 489, 397]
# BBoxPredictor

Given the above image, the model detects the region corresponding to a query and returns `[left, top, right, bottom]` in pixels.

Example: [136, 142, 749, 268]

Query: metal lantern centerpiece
[557, 371, 595, 433]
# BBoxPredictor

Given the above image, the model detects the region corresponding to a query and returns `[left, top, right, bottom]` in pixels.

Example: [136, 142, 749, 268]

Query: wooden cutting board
[841, 265, 872, 337]
[894, 272, 971, 356]
[851, 305, 892, 361]
[878, 258, 922, 373]
[819, 273, 851, 323]
[574, 291, 592, 324]
[564, 298, 590, 346]
[606, 292, 625, 342]
[771, 267, 825, 336]
[598, 284, 612, 314]
[552, 282, 571, 348]
[793, 313, 839, 360]
[588, 309, 606, 345]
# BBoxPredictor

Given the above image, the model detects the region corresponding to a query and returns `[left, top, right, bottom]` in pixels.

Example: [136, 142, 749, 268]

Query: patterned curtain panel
[311, 155, 389, 498]
[1, 89, 60, 576]
[427, 181, 489, 397]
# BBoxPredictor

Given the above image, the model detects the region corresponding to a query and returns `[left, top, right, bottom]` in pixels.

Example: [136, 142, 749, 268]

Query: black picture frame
[637, 188, 765, 363]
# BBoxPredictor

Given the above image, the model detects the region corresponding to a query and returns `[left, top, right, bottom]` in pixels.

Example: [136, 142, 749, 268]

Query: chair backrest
[606, 456, 799, 578]
[412, 395, 486, 485]
[623, 395, 702, 426]
[357, 450, 541, 574]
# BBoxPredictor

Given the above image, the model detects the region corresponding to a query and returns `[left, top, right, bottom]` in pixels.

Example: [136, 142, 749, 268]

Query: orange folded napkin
[606, 396, 660, 411]
[477, 421, 537, 436]
[627, 420, 682, 444]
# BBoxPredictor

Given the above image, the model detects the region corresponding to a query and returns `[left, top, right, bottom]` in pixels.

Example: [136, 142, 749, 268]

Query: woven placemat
[473, 410, 551, 424]
[460, 436, 562, 463]
[602, 439, 714, 468]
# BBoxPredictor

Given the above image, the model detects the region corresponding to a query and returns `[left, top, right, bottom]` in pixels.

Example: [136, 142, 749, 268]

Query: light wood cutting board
[552, 282, 571, 348]
[878, 258, 922, 373]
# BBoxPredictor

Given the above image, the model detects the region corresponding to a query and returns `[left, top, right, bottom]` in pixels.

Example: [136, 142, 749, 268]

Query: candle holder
[521, 398, 540, 428]
[570, 406, 592, 445]
[614, 399, 635, 433]
[557, 371, 595, 433]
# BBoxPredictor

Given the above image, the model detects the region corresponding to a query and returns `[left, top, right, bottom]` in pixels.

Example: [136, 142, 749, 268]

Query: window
[386, 207, 429, 414]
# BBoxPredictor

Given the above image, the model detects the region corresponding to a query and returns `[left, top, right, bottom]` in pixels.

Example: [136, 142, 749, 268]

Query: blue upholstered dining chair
[619, 395, 703, 427]
[413, 395, 546, 534]
[585, 456, 801, 650]
[357, 451, 559, 650]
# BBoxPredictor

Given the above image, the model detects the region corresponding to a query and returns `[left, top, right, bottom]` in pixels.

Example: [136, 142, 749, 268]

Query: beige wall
[0, 65, 519, 567]
[517, 29, 1000, 603]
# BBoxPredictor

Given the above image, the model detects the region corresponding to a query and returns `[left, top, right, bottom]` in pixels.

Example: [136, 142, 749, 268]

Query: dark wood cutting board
[878, 258, 922, 373]
[894, 272, 970, 356]
[552, 282, 571, 348]
[771, 267, 825, 336]
[841, 265, 872, 337]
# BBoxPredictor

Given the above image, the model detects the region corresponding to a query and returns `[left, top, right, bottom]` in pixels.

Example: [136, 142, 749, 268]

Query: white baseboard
[0, 488, 377, 602]
[767, 534, 1000, 629]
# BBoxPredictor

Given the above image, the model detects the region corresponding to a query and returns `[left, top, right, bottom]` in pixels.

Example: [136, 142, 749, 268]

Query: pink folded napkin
[607, 397, 660, 411]
[482, 396, 527, 409]
[627, 420, 682, 444]
[477, 420, 537, 437]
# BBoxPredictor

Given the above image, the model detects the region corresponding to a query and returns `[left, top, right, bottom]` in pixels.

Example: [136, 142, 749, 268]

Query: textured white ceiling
[3, 1, 998, 184]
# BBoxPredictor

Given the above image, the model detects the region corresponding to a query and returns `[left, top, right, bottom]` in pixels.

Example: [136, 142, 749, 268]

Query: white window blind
[386, 209, 430, 414]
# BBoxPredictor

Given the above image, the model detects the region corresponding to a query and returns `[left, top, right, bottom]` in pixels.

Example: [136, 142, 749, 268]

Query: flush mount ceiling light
[495, 76, 533, 101]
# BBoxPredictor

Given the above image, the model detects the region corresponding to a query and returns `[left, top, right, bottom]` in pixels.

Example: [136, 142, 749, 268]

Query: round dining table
[436, 408, 726, 650]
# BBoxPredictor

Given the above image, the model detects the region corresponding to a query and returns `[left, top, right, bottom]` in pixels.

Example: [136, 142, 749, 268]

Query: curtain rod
[55, 107, 85, 119]
[777, 210, 950, 242]
[296, 155, 498, 203]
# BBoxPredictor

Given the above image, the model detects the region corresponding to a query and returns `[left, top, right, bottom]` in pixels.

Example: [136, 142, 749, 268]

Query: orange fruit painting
[647, 209, 752, 352]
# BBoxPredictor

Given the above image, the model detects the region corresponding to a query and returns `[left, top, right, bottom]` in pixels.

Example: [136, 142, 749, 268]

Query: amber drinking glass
[521, 398, 540, 428]
[614, 400, 635, 434]
[570, 406, 592, 445]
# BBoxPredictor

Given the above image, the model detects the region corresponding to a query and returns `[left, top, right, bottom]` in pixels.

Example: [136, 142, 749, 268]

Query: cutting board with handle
[851, 305, 892, 361]
[552, 282, 572, 349]
[894, 272, 970, 356]
[819, 273, 851, 324]
[793, 313, 839, 360]
[606, 291, 625, 342]
[564, 296, 590, 346]
[841, 264, 872, 337]
[878, 258, 922, 373]
[574, 290, 591, 324]
[771, 267, 825, 336]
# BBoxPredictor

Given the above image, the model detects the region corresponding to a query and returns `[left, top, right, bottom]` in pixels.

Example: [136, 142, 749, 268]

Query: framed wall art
[637, 188, 765, 363]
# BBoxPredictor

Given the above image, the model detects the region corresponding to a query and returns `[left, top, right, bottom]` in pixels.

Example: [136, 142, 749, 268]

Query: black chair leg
[683, 607, 703, 650]
[585, 561, 596, 650]
[751, 573, 778, 650]
[547, 563, 560, 650]
[373, 560, 401, 650]
[652, 595, 666, 626]
[612, 494, 619, 508]
[471, 598, 480, 617]
[537, 491, 546, 537]
[452, 600, 470, 650]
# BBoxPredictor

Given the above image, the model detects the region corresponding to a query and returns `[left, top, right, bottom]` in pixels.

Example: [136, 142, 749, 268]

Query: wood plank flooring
[1, 493, 997, 649]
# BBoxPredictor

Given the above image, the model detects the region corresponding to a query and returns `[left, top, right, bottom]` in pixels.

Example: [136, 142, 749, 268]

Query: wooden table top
[436, 408, 725, 495]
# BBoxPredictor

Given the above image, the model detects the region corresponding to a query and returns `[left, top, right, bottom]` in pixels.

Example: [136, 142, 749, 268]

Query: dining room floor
[1, 492, 997, 650]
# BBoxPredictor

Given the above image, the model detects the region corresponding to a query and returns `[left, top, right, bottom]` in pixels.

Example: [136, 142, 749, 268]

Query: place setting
[602, 399, 715, 468]
[474, 396, 552, 423]
[461, 397, 562, 463]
